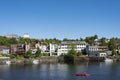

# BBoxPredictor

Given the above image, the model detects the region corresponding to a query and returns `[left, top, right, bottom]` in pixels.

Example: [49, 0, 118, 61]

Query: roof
[61, 41, 86, 45]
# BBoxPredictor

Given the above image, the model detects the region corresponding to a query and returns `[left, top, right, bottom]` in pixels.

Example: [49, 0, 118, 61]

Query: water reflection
[0, 62, 120, 80]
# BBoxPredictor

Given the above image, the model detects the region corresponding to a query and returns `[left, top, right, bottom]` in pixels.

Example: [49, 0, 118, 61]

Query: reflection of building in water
[99, 62, 113, 68]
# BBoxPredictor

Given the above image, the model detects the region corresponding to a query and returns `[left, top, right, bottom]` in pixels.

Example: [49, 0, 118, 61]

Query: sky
[0, 0, 120, 39]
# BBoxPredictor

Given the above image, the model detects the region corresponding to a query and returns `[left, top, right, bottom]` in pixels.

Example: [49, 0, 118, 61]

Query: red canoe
[76, 73, 90, 77]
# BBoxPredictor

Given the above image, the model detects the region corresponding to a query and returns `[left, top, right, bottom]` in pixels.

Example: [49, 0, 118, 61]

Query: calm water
[0, 62, 120, 80]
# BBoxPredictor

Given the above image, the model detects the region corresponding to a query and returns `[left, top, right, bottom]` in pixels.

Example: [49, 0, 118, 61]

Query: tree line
[0, 35, 119, 52]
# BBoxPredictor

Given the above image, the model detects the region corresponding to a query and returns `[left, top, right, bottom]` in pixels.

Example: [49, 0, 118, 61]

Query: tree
[9, 38, 18, 44]
[35, 48, 42, 58]
[85, 35, 98, 45]
[100, 37, 108, 46]
[94, 34, 98, 39]
[24, 50, 33, 58]
[79, 38, 84, 41]
[108, 38, 117, 56]
[63, 38, 69, 41]
[68, 44, 77, 57]
[108, 38, 117, 50]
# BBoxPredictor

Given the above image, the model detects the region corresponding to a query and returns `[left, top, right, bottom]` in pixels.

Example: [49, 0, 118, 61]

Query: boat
[105, 58, 113, 62]
[6, 60, 11, 65]
[33, 60, 39, 64]
[76, 73, 90, 77]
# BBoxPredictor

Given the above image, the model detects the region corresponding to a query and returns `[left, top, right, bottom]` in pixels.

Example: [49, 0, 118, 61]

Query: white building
[99, 53, 107, 57]
[23, 33, 30, 38]
[5, 34, 19, 38]
[86, 45, 99, 57]
[49, 44, 58, 56]
[86, 45, 107, 57]
[35, 42, 47, 53]
[57, 41, 87, 56]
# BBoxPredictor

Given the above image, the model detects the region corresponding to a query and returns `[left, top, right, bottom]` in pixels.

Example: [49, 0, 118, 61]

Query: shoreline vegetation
[0, 56, 118, 64]
[0, 57, 104, 64]
[0, 34, 120, 64]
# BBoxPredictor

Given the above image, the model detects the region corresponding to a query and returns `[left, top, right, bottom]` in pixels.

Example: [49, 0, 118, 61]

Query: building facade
[57, 41, 87, 56]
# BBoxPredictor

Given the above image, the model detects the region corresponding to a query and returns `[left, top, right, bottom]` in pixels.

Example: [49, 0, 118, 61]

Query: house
[86, 45, 98, 57]
[57, 41, 87, 56]
[35, 42, 48, 53]
[16, 45, 25, 55]
[0, 46, 10, 54]
[86, 45, 108, 57]
[99, 53, 107, 57]
[29, 46, 37, 54]
[10, 44, 25, 55]
[94, 39, 101, 46]
[23, 33, 30, 38]
[5, 34, 19, 38]
[10, 45, 18, 54]
[49, 43, 58, 56]
[98, 46, 108, 52]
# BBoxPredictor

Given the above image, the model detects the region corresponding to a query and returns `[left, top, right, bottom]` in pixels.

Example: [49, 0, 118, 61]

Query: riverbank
[0, 56, 106, 64]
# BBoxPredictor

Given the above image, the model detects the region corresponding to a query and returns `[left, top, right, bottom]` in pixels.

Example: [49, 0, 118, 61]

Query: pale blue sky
[0, 0, 120, 39]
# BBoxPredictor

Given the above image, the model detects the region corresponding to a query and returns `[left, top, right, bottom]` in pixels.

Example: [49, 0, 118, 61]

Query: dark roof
[61, 41, 86, 45]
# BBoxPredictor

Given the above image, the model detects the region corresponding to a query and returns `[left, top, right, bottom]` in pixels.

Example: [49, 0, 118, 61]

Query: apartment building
[57, 41, 87, 56]
[86, 45, 107, 57]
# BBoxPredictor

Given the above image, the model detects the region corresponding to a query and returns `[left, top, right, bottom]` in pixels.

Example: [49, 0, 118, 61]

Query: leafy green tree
[24, 50, 33, 58]
[85, 35, 98, 45]
[79, 38, 84, 41]
[35, 48, 42, 58]
[108, 38, 117, 50]
[68, 44, 77, 57]
[9, 38, 18, 44]
[100, 37, 108, 46]
[108, 38, 118, 56]
[63, 38, 69, 41]
[94, 34, 98, 39]
[0, 36, 9, 45]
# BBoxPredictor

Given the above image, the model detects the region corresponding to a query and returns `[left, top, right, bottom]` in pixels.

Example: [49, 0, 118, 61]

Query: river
[0, 62, 120, 80]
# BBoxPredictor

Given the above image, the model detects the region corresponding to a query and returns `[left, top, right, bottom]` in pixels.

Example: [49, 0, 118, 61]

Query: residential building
[23, 33, 30, 38]
[57, 41, 87, 56]
[35, 42, 48, 53]
[5, 34, 19, 38]
[10, 44, 25, 55]
[0, 46, 10, 54]
[86, 45, 98, 57]
[86, 45, 108, 57]
[49, 43, 58, 56]
[16, 45, 25, 55]
[99, 53, 107, 57]
[10, 45, 18, 54]
[94, 39, 101, 46]
[98, 46, 108, 52]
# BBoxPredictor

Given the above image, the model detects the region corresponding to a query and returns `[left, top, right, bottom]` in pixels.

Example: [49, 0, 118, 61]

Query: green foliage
[9, 54, 16, 59]
[63, 43, 77, 63]
[64, 54, 75, 63]
[35, 49, 42, 58]
[85, 35, 98, 45]
[0, 36, 9, 45]
[24, 50, 34, 58]
[79, 38, 84, 41]
[108, 38, 117, 50]
[8, 38, 18, 45]
[68, 44, 77, 57]
[42, 53, 49, 56]
[112, 50, 117, 56]
[99, 37, 108, 46]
